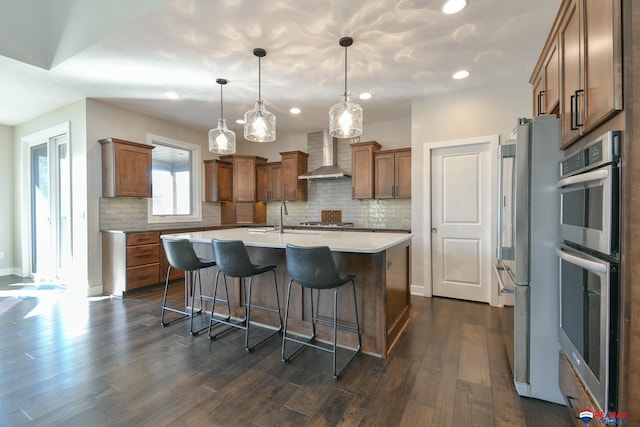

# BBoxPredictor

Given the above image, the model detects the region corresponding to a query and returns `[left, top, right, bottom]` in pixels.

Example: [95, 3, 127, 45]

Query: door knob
[432, 228, 437, 233]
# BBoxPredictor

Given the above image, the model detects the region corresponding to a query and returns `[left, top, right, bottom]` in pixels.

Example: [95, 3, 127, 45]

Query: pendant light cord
[219, 84, 224, 118]
[344, 46, 348, 94]
[258, 56, 262, 102]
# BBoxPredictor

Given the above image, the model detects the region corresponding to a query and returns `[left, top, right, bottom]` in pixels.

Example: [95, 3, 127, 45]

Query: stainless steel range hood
[298, 129, 351, 180]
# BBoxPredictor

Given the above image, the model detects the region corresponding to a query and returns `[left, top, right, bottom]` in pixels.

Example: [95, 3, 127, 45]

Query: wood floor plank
[0, 279, 575, 426]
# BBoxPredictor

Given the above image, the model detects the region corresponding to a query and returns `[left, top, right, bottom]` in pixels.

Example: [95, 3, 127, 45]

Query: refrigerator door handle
[555, 243, 608, 273]
[493, 265, 515, 294]
[497, 143, 516, 260]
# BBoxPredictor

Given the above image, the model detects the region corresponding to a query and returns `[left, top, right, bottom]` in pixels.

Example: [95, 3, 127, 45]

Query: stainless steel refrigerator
[494, 115, 564, 404]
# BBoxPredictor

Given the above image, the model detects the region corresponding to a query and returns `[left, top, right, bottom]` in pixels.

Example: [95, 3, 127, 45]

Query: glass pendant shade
[329, 92, 363, 138]
[244, 99, 276, 142]
[208, 118, 236, 154]
[208, 78, 236, 154]
[329, 37, 362, 138]
[244, 48, 276, 142]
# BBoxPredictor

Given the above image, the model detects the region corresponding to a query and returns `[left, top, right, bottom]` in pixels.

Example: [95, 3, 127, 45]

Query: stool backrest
[162, 239, 202, 271]
[285, 244, 343, 289]
[212, 239, 254, 277]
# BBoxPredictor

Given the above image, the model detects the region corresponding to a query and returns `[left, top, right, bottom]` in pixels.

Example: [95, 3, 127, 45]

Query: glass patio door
[29, 132, 71, 281]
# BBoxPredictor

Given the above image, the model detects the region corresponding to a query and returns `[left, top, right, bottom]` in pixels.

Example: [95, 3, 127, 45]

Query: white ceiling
[0, 0, 561, 141]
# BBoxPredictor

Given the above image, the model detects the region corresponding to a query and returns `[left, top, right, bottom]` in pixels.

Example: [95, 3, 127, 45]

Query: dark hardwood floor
[0, 275, 573, 426]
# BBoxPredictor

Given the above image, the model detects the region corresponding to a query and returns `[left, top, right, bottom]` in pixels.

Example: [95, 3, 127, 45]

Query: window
[147, 134, 201, 223]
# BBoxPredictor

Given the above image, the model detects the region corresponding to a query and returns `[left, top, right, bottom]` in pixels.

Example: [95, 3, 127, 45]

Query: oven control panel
[561, 131, 620, 178]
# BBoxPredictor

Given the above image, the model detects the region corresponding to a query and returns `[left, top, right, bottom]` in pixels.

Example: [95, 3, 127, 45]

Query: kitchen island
[162, 228, 412, 358]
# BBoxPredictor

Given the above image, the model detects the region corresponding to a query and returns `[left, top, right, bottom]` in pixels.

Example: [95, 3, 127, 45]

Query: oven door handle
[555, 244, 607, 273]
[557, 168, 608, 189]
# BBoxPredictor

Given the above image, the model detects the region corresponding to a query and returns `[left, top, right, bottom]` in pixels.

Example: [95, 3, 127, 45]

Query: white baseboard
[410, 284, 427, 297]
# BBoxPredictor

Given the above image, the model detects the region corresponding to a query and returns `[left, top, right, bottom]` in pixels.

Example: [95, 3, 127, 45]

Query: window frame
[146, 133, 202, 224]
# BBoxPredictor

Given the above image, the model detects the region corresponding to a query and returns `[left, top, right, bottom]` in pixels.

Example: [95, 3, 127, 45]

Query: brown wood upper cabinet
[99, 137, 154, 197]
[558, 0, 622, 148]
[256, 162, 282, 202]
[204, 159, 232, 202]
[280, 151, 308, 201]
[375, 148, 411, 199]
[256, 151, 308, 202]
[350, 141, 381, 199]
[219, 155, 267, 224]
[532, 37, 560, 116]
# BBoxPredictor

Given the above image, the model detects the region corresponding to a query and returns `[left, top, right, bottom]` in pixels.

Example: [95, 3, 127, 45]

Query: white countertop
[161, 228, 412, 254]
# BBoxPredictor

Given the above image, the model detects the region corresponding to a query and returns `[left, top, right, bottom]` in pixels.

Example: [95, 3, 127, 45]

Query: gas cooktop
[298, 221, 354, 228]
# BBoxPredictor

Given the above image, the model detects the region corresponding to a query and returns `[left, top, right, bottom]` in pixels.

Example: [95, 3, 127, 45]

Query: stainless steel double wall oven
[556, 130, 621, 412]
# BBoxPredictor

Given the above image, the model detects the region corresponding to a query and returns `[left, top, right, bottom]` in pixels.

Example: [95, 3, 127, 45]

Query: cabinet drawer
[559, 351, 600, 424]
[127, 232, 159, 246]
[127, 244, 160, 267]
[127, 264, 160, 289]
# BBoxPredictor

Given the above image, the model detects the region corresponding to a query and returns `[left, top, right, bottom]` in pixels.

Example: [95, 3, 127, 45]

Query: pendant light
[329, 36, 363, 138]
[244, 48, 276, 142]
[208, 78, 236, 154]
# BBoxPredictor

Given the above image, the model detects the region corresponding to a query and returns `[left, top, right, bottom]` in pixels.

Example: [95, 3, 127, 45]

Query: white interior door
[431, 142, 492, 303]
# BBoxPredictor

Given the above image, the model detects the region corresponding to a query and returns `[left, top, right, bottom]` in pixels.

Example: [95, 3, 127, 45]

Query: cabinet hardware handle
[537, 90, 545, 116]
[575, 89, 584, 127]
[570, 94, 577, 130]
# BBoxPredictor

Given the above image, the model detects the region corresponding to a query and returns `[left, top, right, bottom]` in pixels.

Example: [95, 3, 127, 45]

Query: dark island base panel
[189, 242, 411, 359]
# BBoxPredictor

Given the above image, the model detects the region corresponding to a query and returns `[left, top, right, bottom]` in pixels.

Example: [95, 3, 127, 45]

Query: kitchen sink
[247, 228, 321, 235]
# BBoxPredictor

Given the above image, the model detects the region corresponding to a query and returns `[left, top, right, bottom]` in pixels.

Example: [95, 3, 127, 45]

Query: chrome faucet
[279, 200, 288, 234]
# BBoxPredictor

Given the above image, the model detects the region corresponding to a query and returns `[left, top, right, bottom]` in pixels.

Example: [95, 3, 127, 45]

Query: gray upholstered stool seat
[208, 238, 283, 352]
[282, 244, 361, 379]
[161, 238, 217, 335]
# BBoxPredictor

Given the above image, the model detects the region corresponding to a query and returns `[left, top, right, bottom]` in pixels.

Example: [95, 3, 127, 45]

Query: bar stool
[282, 244, 361, 379]
[161, 239, 217, 335]
[208, 239, 283, 352]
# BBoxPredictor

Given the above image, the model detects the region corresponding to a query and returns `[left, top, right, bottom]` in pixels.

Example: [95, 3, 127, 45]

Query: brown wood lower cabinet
[559, 350, 599, 425]
[103, 231, 160, 297]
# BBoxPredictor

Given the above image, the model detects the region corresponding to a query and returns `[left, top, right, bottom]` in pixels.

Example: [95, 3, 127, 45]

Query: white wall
[0, 125, 14, 274]
[410, 78, 532, 296]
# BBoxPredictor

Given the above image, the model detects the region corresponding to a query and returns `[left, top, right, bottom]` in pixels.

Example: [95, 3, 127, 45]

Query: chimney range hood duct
[298, 129, 351, 180]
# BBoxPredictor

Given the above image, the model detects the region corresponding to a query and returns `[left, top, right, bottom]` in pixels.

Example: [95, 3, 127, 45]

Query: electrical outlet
[0, 252, 4, 259]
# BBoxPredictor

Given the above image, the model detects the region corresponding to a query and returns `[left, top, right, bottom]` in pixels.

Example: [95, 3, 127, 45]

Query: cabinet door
[395, 151, 411, 199]
[543, 39, 560, 113]
[582, 0, 622, 131]
[256, 164, 270, 202]
[234, 158, 257, 202]
[532, 72, 545, 117]
[281, 152, 308, 201]
[375, 153, 395, 199]
[115, 143, 152, 197]
[270, 163, 283, 201]
[352, 145, 376, 199]
[204, 160, 232, 202]
[560, 0, 582, 147]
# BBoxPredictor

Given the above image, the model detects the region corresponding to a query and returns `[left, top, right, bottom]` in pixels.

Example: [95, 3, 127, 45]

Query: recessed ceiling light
[236, 119, 245, 125]
[452, 70, 470, 80]
[290, 107, 301, 114]
[442, 0, 468, 14]
[359, 92, 373, 100]
[164, 91, 179, 100]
